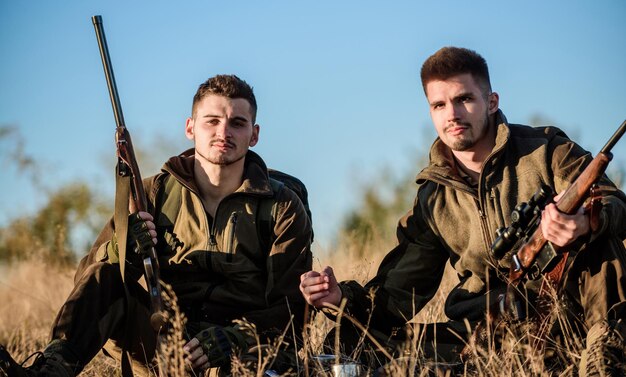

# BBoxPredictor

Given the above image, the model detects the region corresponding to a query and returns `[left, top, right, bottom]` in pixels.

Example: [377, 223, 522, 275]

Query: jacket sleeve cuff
[320, 281, 370, 323]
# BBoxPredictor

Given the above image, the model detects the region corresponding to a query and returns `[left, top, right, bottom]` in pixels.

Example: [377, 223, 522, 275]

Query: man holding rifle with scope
[1, 75, 312, 377]
[300, 46, 626, 374]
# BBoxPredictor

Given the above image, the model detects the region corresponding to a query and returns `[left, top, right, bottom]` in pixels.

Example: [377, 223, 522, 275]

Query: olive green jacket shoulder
[77, 149, 313, 333]
[339, 110, 626, 332]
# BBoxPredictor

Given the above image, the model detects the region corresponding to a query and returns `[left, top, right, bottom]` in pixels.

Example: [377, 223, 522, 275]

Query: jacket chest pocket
[210, 209, 266, 273]
[487, 186, 508, 230]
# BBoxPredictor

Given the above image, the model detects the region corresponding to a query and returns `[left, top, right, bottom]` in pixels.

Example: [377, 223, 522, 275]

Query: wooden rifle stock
[92, 15, 166, 330]
[505, 120, 626, 311]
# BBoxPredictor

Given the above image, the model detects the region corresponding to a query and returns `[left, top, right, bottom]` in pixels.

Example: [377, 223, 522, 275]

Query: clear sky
[1, 1, 625, 248]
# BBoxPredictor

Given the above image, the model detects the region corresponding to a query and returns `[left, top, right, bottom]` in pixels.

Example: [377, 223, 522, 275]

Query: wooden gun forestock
[92, 15, 165, 330]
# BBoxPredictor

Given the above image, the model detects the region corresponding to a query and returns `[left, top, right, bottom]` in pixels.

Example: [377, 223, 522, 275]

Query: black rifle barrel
[601, 119, 626, 154]
[92, 15, 126, 129]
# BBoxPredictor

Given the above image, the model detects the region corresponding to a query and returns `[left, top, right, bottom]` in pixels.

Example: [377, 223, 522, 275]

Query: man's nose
[446, 102, 463, 121]
[216, 122, 232, 138]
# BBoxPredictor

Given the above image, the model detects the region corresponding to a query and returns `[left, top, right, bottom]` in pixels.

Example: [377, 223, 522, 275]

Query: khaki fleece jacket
[77, 149, 313, 334]
[339, 110, 626, 333]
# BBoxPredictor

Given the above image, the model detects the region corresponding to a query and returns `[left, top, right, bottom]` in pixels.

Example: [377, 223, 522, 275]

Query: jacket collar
[163, 149, 273, 197]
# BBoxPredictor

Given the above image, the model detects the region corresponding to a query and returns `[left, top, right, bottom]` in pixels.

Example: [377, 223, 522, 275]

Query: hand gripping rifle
[492, 120, 626, 347]
[92, 15, 166, 331]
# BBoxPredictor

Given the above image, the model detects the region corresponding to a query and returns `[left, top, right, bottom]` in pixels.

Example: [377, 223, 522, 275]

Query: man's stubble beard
[448, 110, 490, 152]
[195, 139, 246, 166]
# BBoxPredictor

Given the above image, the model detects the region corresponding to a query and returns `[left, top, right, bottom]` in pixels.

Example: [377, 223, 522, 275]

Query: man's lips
[445, 124, 469, 136]
[210, 140, 235, 150]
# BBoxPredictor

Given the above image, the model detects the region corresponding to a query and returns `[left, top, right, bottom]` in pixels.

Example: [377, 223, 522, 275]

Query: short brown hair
[420, 47, 491, 95]
[192, 74, 257, 121]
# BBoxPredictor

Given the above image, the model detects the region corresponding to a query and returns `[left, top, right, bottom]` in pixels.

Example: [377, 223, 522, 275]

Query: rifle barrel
[92, 15, 126, 129]
[601, 119, 626, 154]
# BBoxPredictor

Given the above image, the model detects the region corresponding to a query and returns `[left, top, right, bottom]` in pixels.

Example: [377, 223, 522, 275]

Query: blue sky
[1, 1, 625, 248]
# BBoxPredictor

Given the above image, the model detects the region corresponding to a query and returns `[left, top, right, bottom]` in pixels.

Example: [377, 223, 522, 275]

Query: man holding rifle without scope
[0, 73, 313, 375]
[300, 46, 626, 374]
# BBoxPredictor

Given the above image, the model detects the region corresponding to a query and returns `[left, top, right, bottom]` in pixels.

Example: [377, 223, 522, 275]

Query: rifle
[491, 120, 626, 347]
[91, 15, 166, 331]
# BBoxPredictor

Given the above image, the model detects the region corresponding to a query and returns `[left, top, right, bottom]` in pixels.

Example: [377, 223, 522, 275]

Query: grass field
[0, 236, 590, 376]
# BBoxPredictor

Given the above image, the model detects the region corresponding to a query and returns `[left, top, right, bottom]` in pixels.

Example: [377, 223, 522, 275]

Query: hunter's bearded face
[185, 94, 259, 166]
[426, 73, 498, 152]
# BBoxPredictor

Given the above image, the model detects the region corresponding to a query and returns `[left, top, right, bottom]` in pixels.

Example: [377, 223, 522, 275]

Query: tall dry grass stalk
[155, 283, 187, 377]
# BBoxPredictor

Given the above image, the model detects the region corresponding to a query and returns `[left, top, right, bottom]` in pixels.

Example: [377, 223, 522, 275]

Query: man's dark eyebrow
[232, 115, 250, 122]
[429, 91, 476, 106]
[454, 91, 475, 99]
[201, 114, 250, 122]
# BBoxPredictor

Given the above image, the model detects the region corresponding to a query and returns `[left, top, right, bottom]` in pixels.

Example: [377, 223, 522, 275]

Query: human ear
[185, 117, 195, 140]
[488, 92, 499, 114]
[249, 124, 260, 147]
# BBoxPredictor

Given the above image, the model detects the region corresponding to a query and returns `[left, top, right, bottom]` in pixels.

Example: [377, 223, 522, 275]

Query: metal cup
[311, 354, 336, 369]
[332, 363, 361, 377]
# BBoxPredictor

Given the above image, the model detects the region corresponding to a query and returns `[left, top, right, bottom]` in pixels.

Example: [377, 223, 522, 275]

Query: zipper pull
[229, 212, 238, 227]
[209, 234, 217, 247]
[226, 212, 238, 254]
[476, 199, 485, 218]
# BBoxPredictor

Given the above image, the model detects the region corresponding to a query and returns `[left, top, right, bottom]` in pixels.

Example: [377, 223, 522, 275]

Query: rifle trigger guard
[498, 294, 506, 316]
[512, 254, 522, 272]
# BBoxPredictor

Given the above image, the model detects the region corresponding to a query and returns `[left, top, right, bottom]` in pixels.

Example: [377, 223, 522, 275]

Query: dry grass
[0, 237, 587, 376]
[0, 260, 119, 375]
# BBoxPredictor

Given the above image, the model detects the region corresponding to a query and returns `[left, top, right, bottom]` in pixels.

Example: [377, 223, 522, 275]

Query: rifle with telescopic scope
[492, 119, 626, 349]
[462, 120, 625, 361]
